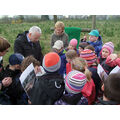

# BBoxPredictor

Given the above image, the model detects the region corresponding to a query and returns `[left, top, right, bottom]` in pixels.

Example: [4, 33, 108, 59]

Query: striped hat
[80, 49, 97, 66]
[65, 70, 87, 94]
[42, 52, 61, 72]
[102, 42, 114, 54]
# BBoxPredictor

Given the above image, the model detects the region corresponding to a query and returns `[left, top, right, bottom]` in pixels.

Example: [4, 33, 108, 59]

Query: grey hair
[29, 26, 42, 35]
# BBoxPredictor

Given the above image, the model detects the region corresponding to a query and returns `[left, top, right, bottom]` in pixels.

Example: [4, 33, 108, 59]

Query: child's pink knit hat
[69, 39, 78, 47]
[102, 42, 114, 54]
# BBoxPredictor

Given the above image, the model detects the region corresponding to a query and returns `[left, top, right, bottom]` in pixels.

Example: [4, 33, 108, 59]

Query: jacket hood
[16, 31, 28, 38]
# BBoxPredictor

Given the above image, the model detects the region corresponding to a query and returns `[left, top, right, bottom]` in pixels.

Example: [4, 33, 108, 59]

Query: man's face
[29, 32, 41, 42]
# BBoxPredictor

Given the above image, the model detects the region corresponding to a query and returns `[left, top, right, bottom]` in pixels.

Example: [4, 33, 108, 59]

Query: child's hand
[28, 100, 32, 105]
[83, 35, 87, 41]
[109, 54, 117, 61]
[2, 77, 12, 87]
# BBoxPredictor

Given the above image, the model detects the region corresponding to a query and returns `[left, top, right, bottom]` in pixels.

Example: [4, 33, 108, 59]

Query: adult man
[14, 26, 43, 65]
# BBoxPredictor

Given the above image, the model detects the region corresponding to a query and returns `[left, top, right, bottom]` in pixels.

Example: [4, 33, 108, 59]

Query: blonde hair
[55, 21, 65, 29]
[71, 57, 92, 81]
[0, 36, 10, 52]
[65, 50, 78, 60]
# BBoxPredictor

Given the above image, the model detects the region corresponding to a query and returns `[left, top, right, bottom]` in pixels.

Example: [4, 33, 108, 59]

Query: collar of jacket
[98, 97, 119, 105]
[54, 31, 65, 37]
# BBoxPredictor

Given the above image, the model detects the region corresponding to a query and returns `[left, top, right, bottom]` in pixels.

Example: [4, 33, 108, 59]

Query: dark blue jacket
[58, 50, 67, 76]
[14, 31, 43, 65]
[88, 36, 102, 57]
[54, 91, 88, 105]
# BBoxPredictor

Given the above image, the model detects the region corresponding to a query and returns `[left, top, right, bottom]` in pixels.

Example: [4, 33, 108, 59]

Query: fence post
[92, 15, 96, 29]
[54, 15, 57, 24]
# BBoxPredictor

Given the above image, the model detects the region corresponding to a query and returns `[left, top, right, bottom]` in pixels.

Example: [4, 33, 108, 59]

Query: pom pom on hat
[42, 52, 61, 72]
[102, 42, 114, 54]
[65, 70, 87, 94]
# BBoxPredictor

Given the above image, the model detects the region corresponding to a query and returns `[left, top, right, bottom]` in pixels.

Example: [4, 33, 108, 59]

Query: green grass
[0, 19, 120, 65]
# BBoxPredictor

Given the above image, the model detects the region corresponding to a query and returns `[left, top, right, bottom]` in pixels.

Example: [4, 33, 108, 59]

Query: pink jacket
[66, 63, 72, 75]
[81, 79, 96, 105]
[106, 56, 120, 67]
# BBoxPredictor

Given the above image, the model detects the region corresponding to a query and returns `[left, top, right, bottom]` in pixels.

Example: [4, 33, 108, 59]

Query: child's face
[89, 35, 98, 42]
[55, 27, 63, 35]
[102, 48, 110, 58]
[14, 64, 21, 70]
[34, 66, 41, 74]
[68, 44, 75, 50]
[0, 48, 9, 56]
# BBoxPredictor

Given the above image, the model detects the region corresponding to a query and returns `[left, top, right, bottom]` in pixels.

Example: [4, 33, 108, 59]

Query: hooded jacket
[88, 36, 102, 57]
[31, 73, 65, 105]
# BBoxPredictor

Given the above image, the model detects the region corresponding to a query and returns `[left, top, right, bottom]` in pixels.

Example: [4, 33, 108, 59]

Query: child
[55, 70, 88, 105]
[88, 29, 102, 57]
[71, 57, 96, 104]
[99, 42, 119, 75]
[80, 49, 102, 99]
[51, 21, 69, 48]
[95, 73, 120, 105]
[31, 52, 65, 105]
[21, 55, 45, 76]
[65, 50, 78, 75]
[0, 53, 28, 105]
[52, 40, 67, 77]
[66, 38, 79, 55]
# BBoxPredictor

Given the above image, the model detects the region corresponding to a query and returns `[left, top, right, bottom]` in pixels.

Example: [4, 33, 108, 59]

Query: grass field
[0, 19, 120, 65]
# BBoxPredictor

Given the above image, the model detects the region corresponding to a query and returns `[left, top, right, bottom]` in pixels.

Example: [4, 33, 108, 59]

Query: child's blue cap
[9, 53, 24, 65]
[89, 30, 99, 37]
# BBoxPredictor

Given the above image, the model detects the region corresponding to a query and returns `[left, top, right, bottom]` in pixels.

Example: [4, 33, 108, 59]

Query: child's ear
[101, 84, 104, 91]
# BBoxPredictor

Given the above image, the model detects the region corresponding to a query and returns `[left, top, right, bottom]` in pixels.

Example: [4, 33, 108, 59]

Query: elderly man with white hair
[14, 26, 43, 65]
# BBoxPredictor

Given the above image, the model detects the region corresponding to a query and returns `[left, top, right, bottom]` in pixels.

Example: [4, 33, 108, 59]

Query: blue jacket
[54, 92, 88, 105]
[88, 36, 103, 56]
[58, 50, 67, 76]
